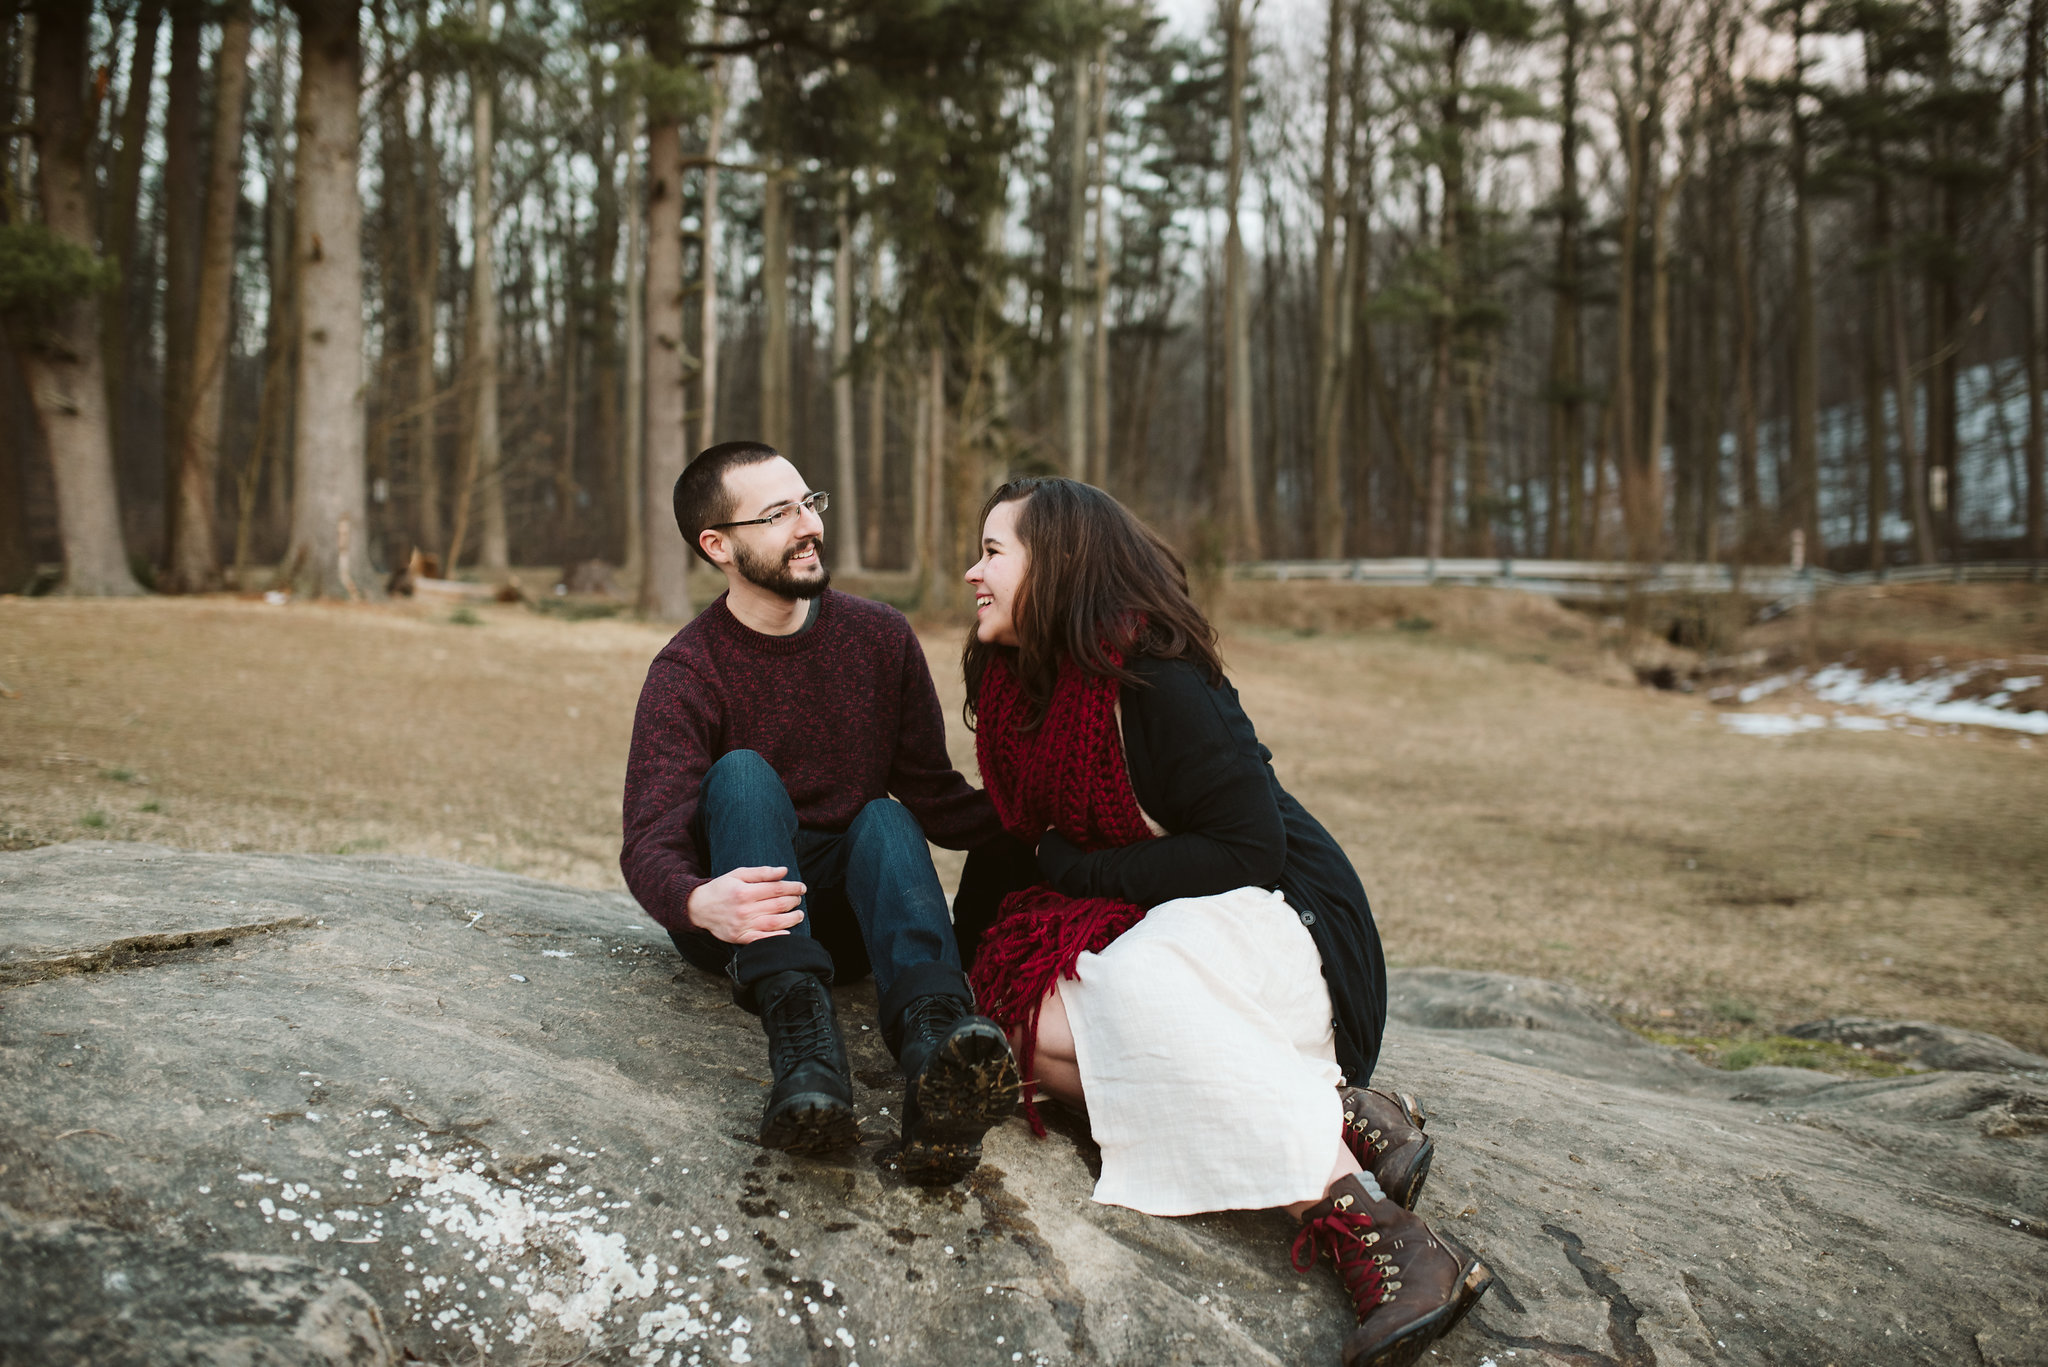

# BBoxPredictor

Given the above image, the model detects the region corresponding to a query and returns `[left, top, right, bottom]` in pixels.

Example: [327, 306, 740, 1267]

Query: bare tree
[1088, 39, 1112, 489]
[405, 66, 443, 558]
[1062, 48, 1091, 478]
[1311, 0, 1351, 558]
[164, 1, 254, 594]
[831, 183, 862, 569]
[695, 33, 728, 453]
[2027, 0, 2046, 560]
[638, 17, 692, 621]
[1222, 0, 1258, 558]
[447, 0, 505, 573]
[759, 168, 790, 449]
[99, 0, 162, 465]
[1785, 0, 1819, 559]
[1422, 20, 1470, 561]
[620, 87, 646, 590]
[281, 0, 373, 599]
[10, 0, 141, 595]
[1548, 0, 1588, 556]
[160, 0, 205, 557]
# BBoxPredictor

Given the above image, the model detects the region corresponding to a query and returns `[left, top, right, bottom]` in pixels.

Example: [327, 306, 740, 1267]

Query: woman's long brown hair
[962, 477, 1224, 731]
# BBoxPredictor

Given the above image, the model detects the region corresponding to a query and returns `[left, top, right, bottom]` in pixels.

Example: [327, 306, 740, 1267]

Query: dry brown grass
[3, 584, 2043, 1054]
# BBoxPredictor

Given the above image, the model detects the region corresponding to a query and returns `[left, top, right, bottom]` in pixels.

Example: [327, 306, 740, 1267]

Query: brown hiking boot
[1290, 1173, 1493, 1367]
[1339, 1087, 1433, 1210]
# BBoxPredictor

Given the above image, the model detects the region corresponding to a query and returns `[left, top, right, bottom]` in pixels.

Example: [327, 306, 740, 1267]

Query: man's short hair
[674, 441, 782, 566]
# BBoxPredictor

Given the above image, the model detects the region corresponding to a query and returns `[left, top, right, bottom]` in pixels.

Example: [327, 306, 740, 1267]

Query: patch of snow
[1737, 673, 1800, 704]
[1807, 663, 2048, 734]
[1723, 660, 2048, 737]
[1721, 713, 1825, 737]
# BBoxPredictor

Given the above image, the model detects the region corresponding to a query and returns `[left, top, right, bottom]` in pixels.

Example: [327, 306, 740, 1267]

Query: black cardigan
[952, 654, 1388, 1086]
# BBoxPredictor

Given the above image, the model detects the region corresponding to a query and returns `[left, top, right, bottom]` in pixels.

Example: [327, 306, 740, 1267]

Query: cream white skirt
[1060, 884, 1345, 1216]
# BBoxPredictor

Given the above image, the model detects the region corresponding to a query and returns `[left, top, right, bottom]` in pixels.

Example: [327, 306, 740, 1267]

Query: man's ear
[698, 528, 732, 567]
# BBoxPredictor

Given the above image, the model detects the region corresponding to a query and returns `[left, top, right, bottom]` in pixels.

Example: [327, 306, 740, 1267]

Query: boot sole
[900, 1022, 1021, 1186]
[1379, 1136, 1434, 1211]
[1350, 1235, 1495, 1367]
[760, 1092, 860, 1155]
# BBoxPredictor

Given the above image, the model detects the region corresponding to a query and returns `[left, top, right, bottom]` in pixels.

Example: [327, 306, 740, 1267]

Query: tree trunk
[621, 90, 645, 589]
[1344, 0, 1375, 555]
[1612, 79, 1643, 559]
[1088, 41, 1112, 490]
[0, 364, 32, 591]
[1641, 165, 1681, 566]
[1222, 0, 1258, 558]
[638, 64, 691, 621]
[164, 2, 252, 594]
[12, 0, 140, 594]
[1787, 2, 1820, 558]
[262, 15, 294, 553]
[1464, 339, 1495, 555]
[2027, 0, 2047, 560]
[1929, 0, 1960, 556]
[445, 23, 500, 571]
[407, 70, 442, 557]
[100, 0, 162, 467]
[557, 258, 579, 553]
[235, 271, 293, 581]
[1311, 0, 1348, 558]
[1423, 25, 1470, 562]
[1547, 0, 1583, 556]
[589, 54, 622, 563]
[471, 0, 507, 571]
[159, 0, 205, 563]
[1864, 286, 1887, 569]
[831, 186, 862, 570]
[1731, 141, 1761, 545]
[865, 248, 886, 569]
[910, 358, 930, 585]
[695, 37, 727, 454]
[282, 0, 371, 600]
[1062, 50, 1091, 479]
[923, 343, 947, 602]
[760, 169, 790, 450]
[1884, 199, 1937, 564]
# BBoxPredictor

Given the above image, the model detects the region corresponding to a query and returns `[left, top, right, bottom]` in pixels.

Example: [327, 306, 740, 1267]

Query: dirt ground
[2, 581, 2043, 1056]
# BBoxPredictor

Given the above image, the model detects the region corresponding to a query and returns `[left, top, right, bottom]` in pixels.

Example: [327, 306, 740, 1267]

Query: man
[621, 440, 1021, 1185]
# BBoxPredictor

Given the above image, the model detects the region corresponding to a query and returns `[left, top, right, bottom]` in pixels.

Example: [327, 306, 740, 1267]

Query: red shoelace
[1290, 1206, 1390, 1320]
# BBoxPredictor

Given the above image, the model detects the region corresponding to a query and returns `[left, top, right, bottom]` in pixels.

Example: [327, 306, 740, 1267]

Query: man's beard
[734, 535, 831, 599]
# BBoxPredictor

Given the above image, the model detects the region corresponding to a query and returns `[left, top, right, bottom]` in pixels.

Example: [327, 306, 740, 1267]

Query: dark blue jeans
[670, 750, 970, 1029]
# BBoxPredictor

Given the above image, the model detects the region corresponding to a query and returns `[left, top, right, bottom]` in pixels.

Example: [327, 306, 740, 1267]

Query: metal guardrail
[1233, 557, 2048, 603]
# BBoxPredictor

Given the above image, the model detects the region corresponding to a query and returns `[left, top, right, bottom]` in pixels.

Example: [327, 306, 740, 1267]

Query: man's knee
[847, 797, 923, 853]
[703, 751, 797, 825]
[704, 749, 781, 800]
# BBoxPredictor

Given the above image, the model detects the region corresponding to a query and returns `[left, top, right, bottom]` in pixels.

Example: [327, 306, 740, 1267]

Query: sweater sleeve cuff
[660, 870, 708, 935]
[1036, 830, 1083, 890]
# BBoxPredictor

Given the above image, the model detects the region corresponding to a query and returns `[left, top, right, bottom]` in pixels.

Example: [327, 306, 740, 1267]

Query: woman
[961, 477, 1492, 1367]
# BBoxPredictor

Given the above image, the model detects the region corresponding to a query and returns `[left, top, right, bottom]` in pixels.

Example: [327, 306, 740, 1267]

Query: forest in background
[2, 0, 2044, 616]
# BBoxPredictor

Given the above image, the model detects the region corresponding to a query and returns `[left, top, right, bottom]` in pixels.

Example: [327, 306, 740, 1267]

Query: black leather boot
[756, 970, 859, 1154]
[893, 993, 1020, 1185]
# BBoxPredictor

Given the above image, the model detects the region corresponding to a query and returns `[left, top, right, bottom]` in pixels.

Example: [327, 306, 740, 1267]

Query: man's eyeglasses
[709, 491, 830, 531]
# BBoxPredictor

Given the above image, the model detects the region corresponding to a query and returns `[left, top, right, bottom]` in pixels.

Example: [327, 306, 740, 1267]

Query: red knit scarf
[968, 650, 1157, 1134]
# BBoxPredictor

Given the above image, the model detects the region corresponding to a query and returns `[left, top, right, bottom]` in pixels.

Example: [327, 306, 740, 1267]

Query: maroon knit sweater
[620, 589, 1002, 935]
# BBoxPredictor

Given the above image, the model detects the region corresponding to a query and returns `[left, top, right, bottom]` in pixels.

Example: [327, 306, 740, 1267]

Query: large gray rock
[1, 843, 2042, 1367]
[1785, 1016, 2048, 1076]
[0, 1219, 394, 1366]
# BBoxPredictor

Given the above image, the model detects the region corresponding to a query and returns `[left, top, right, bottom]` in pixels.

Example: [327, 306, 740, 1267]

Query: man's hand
[688, 866, 807, 944]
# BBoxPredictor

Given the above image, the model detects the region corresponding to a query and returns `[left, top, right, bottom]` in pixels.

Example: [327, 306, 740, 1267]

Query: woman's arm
[1034, 657, 1286, 907]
